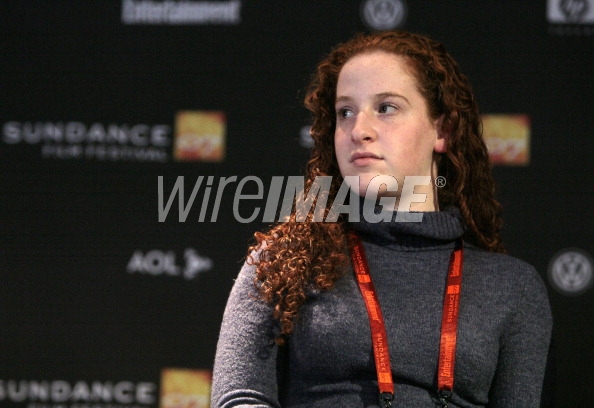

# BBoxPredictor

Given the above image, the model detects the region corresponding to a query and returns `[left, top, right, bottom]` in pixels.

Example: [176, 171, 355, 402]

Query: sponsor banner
[547, 0, 594, 35]
[1, 111, 225, 164]
[482, 114, 530, 166]
[360, 0, 407, 31]
[1, 121, 171, 163]
[0, 379, 157, 408]
[174, 111, 226, 162]
[121, 0, 242, 25]
[548, 248, 593, 296]
[159, 369, 211, 408]
[0, 370, 211, 408]
[127, 248, 214, 280]
[548, 0, 594, 24]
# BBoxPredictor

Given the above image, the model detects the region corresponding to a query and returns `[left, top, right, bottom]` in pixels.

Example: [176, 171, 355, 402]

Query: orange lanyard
[348, 231, 464, 408]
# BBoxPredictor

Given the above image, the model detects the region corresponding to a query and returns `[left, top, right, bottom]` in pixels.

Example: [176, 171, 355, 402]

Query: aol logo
[548, 248, 593, 295]
[127, 248, 213, 280]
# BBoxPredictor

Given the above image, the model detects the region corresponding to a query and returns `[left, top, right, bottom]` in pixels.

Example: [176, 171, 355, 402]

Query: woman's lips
[351, 152, 381, 166]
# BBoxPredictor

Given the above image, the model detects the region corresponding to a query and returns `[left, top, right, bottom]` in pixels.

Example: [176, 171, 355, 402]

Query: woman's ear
[433, 115, 450, 153]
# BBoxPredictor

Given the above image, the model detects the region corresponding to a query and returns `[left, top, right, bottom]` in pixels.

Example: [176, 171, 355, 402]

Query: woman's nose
[351, 111, 377, 143]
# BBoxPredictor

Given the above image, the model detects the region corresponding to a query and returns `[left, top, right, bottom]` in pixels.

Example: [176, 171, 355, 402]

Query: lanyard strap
[348, 231, 464, 408]
[437, 238, 464, 403]
[349, 231, 395, 407]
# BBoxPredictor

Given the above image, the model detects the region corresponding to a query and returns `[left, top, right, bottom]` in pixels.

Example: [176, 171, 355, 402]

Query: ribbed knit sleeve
[211, 258, 282, 408]
[486, 263, 553, 407]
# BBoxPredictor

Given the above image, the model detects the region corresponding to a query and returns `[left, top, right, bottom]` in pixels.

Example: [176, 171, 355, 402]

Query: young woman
[211, 30, 552, 407]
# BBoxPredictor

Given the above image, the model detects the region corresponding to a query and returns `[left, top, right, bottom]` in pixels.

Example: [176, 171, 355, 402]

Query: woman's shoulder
[463, 243, 552, 328]
[463, 243, 548, 297]
[465, 242, 536, 272]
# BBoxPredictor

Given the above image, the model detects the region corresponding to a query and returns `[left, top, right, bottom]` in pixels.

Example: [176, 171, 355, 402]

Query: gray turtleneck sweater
[211, 209, 552, 407]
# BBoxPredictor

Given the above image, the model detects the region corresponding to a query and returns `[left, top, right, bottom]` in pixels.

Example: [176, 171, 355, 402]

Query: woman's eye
[379, 104, 397, 114]
[336, 108, 354, 119]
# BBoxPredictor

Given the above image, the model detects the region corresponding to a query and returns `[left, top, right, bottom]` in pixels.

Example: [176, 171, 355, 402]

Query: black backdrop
[1, 1, 593, 407]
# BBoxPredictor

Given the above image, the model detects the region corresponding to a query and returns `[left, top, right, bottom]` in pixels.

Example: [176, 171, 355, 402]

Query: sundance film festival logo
[0, 379, 156, 407]
[158, 175, 447, 224]
[548, 0, 594, 35]
[2, 121, 171, 162]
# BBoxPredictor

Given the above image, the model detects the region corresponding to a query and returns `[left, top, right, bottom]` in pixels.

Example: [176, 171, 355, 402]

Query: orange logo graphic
[174, 111, 226, 162]
[160, 368, 212, 408]
[482, 114, 530, 166]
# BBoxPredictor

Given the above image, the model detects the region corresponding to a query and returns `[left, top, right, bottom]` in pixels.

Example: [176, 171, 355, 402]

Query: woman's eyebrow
[374, 92, 410, 104]
[335, 92, 410, 105]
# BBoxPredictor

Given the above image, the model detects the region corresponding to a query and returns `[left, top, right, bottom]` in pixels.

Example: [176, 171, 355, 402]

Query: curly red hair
[248, 31, 504, 344]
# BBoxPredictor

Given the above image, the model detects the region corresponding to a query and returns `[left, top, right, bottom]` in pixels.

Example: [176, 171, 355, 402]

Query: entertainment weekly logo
[121, 0, 242, 25]
[158, 175, 447, 223]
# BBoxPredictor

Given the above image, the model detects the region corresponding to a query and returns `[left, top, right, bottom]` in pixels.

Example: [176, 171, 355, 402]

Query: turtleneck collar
[349, 199, 465, 252]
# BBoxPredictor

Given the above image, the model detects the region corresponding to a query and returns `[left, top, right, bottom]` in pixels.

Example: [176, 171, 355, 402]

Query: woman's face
[334, 51, 448, 208]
